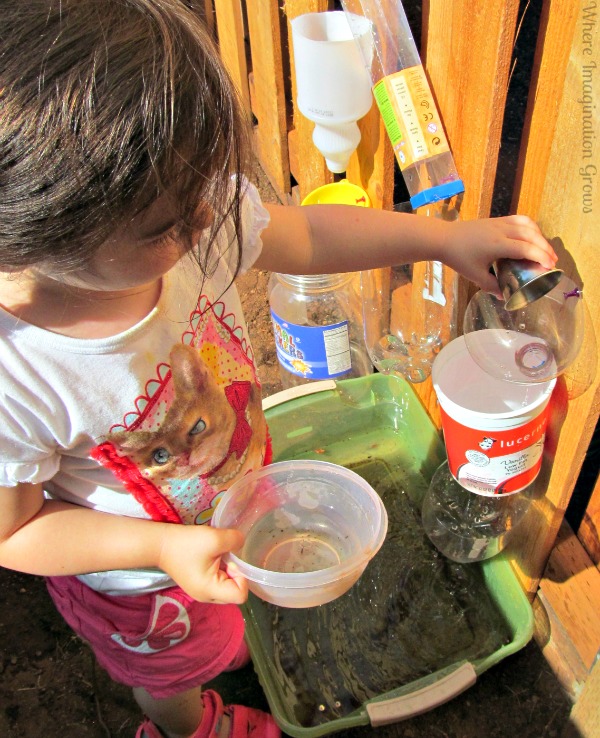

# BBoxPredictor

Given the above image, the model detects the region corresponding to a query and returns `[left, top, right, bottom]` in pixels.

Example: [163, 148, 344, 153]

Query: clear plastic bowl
[211, 460, 388, 608]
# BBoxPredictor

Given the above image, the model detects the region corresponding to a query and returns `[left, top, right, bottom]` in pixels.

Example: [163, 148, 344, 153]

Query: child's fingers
[205, 565, 248, 604]
[224, 558, 245, 582]
[224, 560, 249, 599]
[503, 238, 557, 271]
[160, 524, 250, 604]
[500, 214, 544, 238]
[205, 528, 249, 603]
[497, 216, 558, 267]
[479, 273, 504, 300]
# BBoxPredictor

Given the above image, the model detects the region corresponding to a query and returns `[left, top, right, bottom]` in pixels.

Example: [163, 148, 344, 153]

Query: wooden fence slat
[245, 0, 291, 199]
[539, 522, 600, 672]
[214, 0, 251, 111]
[508, 0, 600, 596]
[570, 656, 600, 738]
[408, 0, 519, 421]
[579, 472, 600, 568]
[512, 0, 579, 218]
[201, 0, 215, 35]
[423, 0, 519, 221]
[346, 98, 395, 211]
[344, 1, 395, 212]
[533, 589, 590, 700]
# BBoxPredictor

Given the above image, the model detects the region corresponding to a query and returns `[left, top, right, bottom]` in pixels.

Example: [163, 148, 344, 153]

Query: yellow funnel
[301, 180, 371, 207]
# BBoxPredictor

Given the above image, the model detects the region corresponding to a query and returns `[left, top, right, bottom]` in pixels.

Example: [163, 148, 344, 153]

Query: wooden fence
[210, 0, 600, 724]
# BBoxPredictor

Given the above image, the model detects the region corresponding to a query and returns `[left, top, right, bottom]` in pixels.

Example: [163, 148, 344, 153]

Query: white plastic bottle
[421, 461, 532, 563]
[269, 272, 372, 389]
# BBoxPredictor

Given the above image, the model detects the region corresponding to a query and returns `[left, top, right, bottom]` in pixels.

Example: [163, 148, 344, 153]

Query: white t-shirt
[0, 181, 271, 595]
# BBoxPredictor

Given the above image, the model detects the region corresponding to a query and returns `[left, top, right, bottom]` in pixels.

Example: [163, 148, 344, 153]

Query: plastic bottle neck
[274, 273, 351, 290]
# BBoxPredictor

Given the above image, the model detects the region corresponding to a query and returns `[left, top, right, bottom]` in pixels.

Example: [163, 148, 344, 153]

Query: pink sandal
[136, 689, 281, 738]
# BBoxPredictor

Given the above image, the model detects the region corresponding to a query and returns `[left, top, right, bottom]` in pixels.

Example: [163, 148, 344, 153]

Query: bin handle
[366, 663, 477, 726]
[262, 380, 337, 411]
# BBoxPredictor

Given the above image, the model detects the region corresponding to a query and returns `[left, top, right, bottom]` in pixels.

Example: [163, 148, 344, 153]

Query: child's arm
[256, 204, 557, 296]
[0, 482, 248, 604]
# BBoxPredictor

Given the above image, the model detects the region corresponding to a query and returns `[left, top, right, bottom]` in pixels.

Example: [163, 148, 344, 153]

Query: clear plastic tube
[422, 461, 532, 563]
[341, 0, 464, 207]
[342, 0, 463, 381]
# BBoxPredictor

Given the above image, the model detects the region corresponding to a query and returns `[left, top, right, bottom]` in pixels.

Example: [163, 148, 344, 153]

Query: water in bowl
[241, 507, 353, 573]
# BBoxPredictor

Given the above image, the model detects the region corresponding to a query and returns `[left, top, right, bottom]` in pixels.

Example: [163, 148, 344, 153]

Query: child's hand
[158, 523, 248, 605]
[440, 215, 558, 297]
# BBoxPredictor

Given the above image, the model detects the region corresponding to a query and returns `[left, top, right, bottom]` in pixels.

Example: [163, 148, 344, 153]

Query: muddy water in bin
[249, 458, 511, 728]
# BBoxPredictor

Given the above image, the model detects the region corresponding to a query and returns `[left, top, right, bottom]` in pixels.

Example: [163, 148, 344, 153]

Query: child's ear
[169, 343, 211, 394]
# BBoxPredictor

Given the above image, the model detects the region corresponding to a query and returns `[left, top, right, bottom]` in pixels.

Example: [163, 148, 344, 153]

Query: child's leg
[135, 687, 280, 738]
[45, 578, 278, 736]
[133, 684, 211, 738]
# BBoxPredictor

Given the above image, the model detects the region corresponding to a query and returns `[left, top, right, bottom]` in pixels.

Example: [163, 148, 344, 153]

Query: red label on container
[440, 405, 551, 495]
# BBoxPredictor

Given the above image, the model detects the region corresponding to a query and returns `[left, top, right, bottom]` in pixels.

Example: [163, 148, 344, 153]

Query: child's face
[38, 194, 205, 293]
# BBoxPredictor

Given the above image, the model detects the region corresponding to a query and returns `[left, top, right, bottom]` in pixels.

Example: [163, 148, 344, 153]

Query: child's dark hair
[0, 0, 252, 274]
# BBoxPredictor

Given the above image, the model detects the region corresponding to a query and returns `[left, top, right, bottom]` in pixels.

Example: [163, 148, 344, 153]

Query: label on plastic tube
[270, 311, 352, 380]
[373, 65, 450, 170]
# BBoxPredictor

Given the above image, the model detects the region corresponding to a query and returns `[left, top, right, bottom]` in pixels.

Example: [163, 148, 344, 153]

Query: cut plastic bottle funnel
[291, 11, 374, 173]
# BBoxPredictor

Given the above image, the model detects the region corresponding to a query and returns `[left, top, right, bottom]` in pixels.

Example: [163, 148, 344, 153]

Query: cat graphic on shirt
[106, 343, 267, 506]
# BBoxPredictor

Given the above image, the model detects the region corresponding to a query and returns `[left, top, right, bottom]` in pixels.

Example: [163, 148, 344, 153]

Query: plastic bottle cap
[410, 180, 465, 210]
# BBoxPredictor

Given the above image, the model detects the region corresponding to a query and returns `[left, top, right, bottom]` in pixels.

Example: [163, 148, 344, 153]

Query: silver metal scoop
[493, 258, 564, 311]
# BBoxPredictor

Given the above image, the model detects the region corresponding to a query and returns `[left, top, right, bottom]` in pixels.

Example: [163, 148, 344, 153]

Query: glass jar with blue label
[269, 272, 372, 389]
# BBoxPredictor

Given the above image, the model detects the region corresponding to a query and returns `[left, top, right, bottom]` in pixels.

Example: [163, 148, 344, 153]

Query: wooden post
[570, 656, 600, 737]
[346, 93, 395, 211]
[512, 0, 579, 218]
[579, 474, 600, 568]
[201, 0, 216, 35]
[214, 0, 251, 111]
[508, 0, 600, 597]
[411, 0, 520, 422]
[423, 0, 519, 220]
[246, 0, 291, 200]
[343, 0, 395, 212]
[538, 522, 600, 673]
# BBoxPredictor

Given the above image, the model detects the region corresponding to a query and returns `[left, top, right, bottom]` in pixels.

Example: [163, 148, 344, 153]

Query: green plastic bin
[242, 375, 534, 737]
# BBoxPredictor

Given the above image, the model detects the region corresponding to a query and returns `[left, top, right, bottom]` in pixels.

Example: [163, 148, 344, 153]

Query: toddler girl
[0, 2, 557, 737]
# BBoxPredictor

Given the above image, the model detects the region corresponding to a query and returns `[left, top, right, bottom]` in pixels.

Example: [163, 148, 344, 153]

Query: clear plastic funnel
[463, 275, 584, 384]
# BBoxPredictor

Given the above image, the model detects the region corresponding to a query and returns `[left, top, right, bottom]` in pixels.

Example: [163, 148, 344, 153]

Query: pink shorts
[46, 576, 246, 699]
